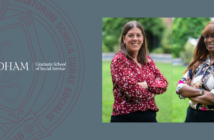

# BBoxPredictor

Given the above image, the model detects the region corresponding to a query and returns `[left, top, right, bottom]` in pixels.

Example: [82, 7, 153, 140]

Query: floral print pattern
[110, 52, 168, 115]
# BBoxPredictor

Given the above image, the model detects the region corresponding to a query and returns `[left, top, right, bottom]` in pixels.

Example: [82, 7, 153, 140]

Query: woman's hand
[151, 93, 155, 98]
[137, 82, 156, 98]
[184, 77, 191, 86]
[137, 81, 148, 89]
[189, 90, 214, 105]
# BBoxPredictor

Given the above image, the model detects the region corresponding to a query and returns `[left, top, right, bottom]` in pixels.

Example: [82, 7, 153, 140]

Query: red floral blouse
[110, 52, 168, 116]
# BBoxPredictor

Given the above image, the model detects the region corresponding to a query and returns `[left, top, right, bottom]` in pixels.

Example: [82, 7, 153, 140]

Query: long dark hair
[184, 21, 214, 74]
[120, 21, 149, 64]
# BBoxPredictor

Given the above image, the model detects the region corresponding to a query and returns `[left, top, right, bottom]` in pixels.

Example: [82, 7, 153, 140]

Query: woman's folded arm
[146, 56, 168, 94]
[111, 57, 153, 103]
[176, 70, 200, 98]
[179, 85, 201, 98]
[189, 90, 214, 105]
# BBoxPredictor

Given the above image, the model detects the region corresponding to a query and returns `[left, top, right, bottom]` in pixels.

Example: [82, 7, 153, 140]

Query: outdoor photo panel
[102, 18, 172, 123]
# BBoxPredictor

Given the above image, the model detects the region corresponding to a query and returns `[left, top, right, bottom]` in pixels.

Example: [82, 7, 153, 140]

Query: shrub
[180, 41, 194, 65]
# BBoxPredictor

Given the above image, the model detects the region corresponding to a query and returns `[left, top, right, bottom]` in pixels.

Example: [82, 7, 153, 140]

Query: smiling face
[202, 23, 214, 53]
[123, 27, 144, 55]
[204, 35, 214, 52]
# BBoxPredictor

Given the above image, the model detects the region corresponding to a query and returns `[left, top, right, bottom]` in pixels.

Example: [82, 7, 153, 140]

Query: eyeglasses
[202, 35, 214, 39]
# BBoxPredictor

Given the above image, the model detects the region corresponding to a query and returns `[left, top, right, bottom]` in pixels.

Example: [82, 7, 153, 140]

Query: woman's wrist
[199, 88, 205, 96]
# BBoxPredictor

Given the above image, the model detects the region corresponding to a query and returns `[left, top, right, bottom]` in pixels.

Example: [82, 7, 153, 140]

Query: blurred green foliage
[161, 28, 172, 53]
[180, 42, 195, 65]
[102, 18, 171, 53]
[172, 18, 210, 58]
[151, 47, 164, 54]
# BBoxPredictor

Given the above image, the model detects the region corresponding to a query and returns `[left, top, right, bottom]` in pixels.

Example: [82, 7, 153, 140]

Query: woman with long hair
[176, 21, 214, 122]
[110, 21, 168, 122]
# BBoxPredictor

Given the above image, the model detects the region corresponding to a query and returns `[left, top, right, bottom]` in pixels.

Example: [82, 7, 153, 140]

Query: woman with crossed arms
[176, 21, 214, 122]
[110, 21, 168, 122]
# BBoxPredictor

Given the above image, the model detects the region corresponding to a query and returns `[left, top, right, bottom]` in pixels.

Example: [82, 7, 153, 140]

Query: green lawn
[102, 61, 172, 123]
[172, 65, 189, 122]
